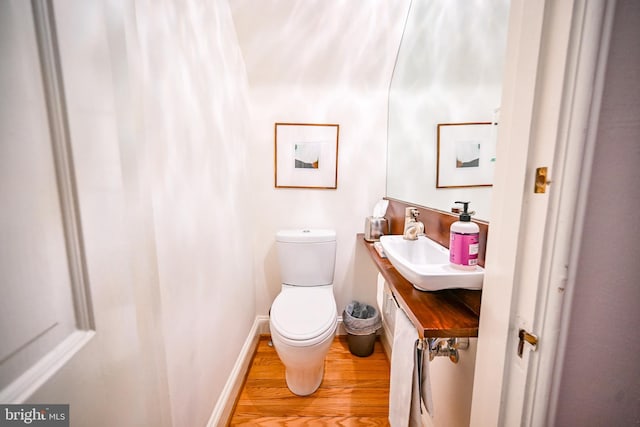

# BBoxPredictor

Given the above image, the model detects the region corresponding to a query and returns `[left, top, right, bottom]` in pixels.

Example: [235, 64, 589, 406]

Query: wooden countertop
[360, 234, 481, 338]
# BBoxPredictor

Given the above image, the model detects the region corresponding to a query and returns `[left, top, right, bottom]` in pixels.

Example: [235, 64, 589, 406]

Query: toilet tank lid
[276, 229, 336, 243]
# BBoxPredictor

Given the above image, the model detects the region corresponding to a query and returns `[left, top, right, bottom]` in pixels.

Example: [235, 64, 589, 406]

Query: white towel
[389, 307, 434, 426]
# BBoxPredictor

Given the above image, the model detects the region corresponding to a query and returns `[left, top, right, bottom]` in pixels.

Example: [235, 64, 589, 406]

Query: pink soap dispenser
[449, 201, 479, 270]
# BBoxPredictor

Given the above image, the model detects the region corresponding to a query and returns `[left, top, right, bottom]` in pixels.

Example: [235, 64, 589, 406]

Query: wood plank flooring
[229, 335, 391, 426]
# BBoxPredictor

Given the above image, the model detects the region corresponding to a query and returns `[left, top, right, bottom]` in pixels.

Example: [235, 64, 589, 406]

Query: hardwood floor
[229, 335, 391, 426]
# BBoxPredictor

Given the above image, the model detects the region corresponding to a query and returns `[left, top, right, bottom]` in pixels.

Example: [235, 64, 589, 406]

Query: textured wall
[553, 0, 640, 424]
[229, 0, 409, 316]
[132, 0, 256, 425]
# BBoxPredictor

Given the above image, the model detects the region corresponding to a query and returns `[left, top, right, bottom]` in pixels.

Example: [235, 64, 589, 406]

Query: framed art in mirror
[436, 122, 495, 188]
[274, 123, 339, 189]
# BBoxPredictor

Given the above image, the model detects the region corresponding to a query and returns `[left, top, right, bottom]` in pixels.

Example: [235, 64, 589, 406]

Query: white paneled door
[0, 0, 93, 402]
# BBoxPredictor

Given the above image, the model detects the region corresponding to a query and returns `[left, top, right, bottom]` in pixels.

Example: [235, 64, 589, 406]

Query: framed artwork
[274, 123, 339, 189]
[436, 122, 495, 188]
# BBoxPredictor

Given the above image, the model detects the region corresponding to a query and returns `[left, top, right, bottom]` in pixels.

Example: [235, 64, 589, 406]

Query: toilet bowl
[269, 229, 338, 396]
[270, 285, 337, 395]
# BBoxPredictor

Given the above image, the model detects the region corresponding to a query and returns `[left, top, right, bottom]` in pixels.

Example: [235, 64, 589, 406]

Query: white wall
[229, 0, 409, 316]
[131, 0, 257, 425]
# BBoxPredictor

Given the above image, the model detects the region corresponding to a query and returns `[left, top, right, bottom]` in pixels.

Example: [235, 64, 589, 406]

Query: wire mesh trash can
[343, 301, 382, 357]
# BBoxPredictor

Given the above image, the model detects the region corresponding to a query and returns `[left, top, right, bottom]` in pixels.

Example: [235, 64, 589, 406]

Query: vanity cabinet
[377, 276, 397, 356]
[365, 235, 479, 427]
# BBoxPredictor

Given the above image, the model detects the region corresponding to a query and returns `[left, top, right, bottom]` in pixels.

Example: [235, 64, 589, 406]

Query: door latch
[517, 329, 539, 358]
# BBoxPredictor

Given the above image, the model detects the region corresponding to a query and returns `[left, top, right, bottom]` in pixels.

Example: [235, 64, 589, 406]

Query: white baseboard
[336, 315, 346, 335]
[206, 315, 269, 427]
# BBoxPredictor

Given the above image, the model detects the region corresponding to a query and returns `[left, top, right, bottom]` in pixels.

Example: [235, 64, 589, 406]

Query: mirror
[386, 0, 510, 221]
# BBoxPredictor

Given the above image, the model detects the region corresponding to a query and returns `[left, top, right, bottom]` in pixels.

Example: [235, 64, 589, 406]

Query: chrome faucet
[403, 207, 424, 240]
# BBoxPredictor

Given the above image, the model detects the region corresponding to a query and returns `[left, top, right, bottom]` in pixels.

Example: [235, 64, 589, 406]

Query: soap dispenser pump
[449, 201, 479, 270]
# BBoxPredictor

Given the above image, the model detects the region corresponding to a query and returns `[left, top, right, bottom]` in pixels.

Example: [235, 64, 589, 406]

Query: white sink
[379, 235, 483, 291]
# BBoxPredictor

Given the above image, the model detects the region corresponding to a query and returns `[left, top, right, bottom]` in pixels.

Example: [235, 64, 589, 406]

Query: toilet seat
[270, 286, 337, 347]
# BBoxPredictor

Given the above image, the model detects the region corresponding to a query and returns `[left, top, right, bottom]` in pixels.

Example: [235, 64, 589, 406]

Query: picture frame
[274, 123, 339, 189]
[436, 122, 495, 188]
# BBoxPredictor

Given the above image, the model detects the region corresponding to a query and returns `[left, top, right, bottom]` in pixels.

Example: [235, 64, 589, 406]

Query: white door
[0, 0, 94, 402]
[1, 2, 170, 425]
[470, 0, 615, 425]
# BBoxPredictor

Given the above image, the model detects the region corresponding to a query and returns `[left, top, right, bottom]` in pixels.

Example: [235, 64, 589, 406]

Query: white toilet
[269, 229, 338, 396]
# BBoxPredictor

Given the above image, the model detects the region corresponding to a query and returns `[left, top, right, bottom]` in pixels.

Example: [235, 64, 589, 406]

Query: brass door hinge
[534, 167, 551, 193]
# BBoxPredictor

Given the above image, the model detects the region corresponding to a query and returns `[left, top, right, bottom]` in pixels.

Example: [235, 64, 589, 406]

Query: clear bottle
[449, 201, 479, 270]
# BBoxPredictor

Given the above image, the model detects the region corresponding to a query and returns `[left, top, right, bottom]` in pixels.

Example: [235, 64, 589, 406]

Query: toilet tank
[276, 229, 336, 286]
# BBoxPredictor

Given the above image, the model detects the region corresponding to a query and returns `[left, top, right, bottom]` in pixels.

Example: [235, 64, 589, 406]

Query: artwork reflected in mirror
[436, 122, 495, 189]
